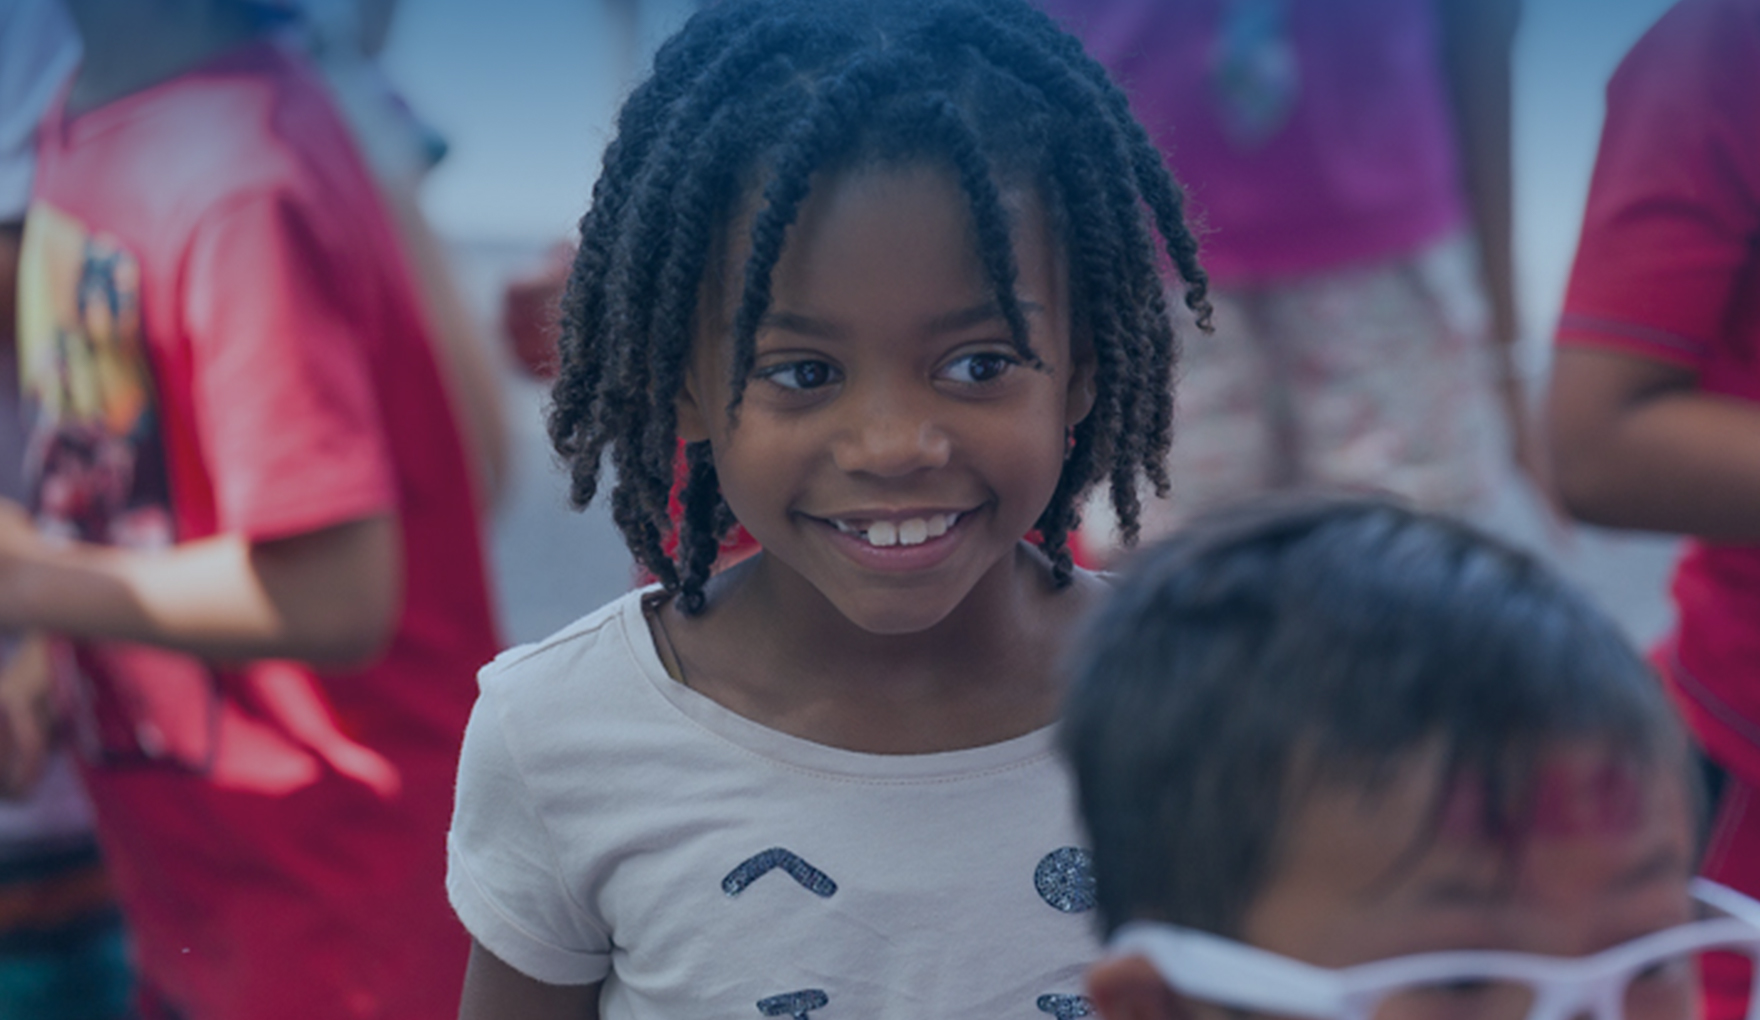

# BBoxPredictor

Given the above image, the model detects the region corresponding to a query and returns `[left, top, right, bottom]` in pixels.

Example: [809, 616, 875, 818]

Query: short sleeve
[1555, 0, 1760, 370]
[180, 191, 397, 539]
[447, 671, 613, 986]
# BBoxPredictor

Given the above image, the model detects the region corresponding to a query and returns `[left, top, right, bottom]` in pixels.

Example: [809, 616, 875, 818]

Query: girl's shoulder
[477, 585, 661, 694]
[1074, 565, 1119, 589]
[1054, 564, 1118, 620]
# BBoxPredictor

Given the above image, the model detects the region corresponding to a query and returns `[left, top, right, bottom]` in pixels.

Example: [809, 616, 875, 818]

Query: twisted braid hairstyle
[549, 0, 1212, 614]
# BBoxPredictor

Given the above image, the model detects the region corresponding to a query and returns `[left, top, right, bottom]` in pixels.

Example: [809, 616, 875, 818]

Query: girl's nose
[831, 392, 952, 478]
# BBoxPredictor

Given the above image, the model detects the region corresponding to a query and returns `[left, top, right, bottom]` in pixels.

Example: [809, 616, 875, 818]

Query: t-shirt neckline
[613, 587, 1061, 782]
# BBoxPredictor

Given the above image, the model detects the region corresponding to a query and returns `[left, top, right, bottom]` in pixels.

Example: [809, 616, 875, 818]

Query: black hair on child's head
[547, 0, 1212, 613]
[1061, 494, 1687, 940]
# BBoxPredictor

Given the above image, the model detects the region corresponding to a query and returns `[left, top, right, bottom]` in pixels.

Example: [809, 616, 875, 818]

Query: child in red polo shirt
[1547, 3, 1760, 1019]
[2, 1, 500, 1015]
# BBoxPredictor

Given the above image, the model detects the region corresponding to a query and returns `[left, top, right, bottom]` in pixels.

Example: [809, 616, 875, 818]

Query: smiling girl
[447, 1, 1210, 1016]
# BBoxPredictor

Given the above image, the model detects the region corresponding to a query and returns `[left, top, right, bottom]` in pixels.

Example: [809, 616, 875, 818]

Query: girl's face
[677, 163, 1095, 635]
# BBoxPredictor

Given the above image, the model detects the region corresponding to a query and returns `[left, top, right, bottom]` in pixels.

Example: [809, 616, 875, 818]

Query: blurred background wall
[373, 0, 1685, 646]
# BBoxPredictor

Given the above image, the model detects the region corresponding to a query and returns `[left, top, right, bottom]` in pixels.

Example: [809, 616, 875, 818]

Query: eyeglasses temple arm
[1109, 922, 1347, 1020]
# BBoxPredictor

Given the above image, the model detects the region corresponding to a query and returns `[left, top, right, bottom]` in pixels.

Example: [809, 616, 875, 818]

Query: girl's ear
[675, 367, 712, 444]
[1086, 955, 1190, 1020]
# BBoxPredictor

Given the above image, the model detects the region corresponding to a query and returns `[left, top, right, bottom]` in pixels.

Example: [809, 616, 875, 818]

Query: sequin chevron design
[722, 848, 839, 898]
[757, 988, 830, 1018]
[1034, 847, 1097, 913]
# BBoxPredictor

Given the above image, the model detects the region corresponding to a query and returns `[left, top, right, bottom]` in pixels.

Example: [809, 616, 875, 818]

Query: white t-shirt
[448, 588, 1103, 1020]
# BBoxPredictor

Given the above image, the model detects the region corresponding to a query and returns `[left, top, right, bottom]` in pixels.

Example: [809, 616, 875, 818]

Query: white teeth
[831, 512, 961, 547]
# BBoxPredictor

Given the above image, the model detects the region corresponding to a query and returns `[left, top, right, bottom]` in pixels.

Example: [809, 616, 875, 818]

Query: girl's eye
[941, 352, 1018, 386]
[758, 360, 839, 391]
[1433, 979, 1497, 997]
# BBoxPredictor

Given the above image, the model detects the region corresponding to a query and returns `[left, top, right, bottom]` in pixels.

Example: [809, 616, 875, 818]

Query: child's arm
[0, 222, 20, 355]
[1548, 349, 1760, 543]
[1545, 0, 1760, 544]
[0, 502, 399, 665]
[458, 940, 601, 1020]
[0, 633, 51, 796]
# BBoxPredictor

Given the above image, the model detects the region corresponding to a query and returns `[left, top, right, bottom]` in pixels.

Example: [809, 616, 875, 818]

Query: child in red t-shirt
[1547, 3, 1760, 1019]
[0, 1, 500, 1016]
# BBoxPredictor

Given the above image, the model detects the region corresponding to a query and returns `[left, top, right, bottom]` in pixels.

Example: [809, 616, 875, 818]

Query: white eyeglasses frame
[1107, 878, 1760, 1020]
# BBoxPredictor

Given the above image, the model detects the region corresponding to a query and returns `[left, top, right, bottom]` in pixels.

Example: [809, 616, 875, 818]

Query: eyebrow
[1411, 875, 1505, 907]
[756, 310, 844, 340]
[923, 300, 1046, 334]
[756, 300, 1046, 340]
[1608, 844, 1689, 892]
[1411, 844, 1689, 907]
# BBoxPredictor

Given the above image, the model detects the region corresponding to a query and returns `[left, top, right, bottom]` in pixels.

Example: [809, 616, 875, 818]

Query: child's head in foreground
[1063, 496, 1760, 1020]
[546, 0, 1210, 616]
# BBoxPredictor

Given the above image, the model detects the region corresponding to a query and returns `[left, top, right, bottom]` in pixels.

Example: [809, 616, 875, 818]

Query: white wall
[378, 0, 1690, 642]
[381, 0, 698, 244]
[385, 0, 1681, 345]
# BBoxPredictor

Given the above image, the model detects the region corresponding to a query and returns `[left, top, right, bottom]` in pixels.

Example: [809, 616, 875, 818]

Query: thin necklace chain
[645, 594, 689, 687]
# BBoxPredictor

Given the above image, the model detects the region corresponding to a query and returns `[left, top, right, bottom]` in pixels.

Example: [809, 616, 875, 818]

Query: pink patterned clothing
[1124, 234, 1499, 540]
[1038, 0, 1468, 285]
[1044, 0, 1502, 543]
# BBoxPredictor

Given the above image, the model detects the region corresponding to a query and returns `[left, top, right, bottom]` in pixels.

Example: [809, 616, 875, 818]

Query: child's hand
[0, 499, 50, 638]
[0, 633, 54, 798]
[0, 497, 44, 568]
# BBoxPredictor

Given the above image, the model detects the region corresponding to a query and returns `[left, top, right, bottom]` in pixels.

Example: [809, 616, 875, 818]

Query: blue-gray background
[375, 0, 1687, 647]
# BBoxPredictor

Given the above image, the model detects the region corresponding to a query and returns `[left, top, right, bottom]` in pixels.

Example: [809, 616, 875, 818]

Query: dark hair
[1061, 495, 1688, 939]
[547, 0, 1211, 613]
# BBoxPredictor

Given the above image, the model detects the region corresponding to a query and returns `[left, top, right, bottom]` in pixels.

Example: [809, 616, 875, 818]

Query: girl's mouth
[828, 512, 963, 548]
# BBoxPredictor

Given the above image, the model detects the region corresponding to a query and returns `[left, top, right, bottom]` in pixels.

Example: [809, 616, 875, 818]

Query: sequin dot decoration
[1037, 993, 1095, 1018]
[1033, 847, 1096, 913]
[757, 988, 829, 1019]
